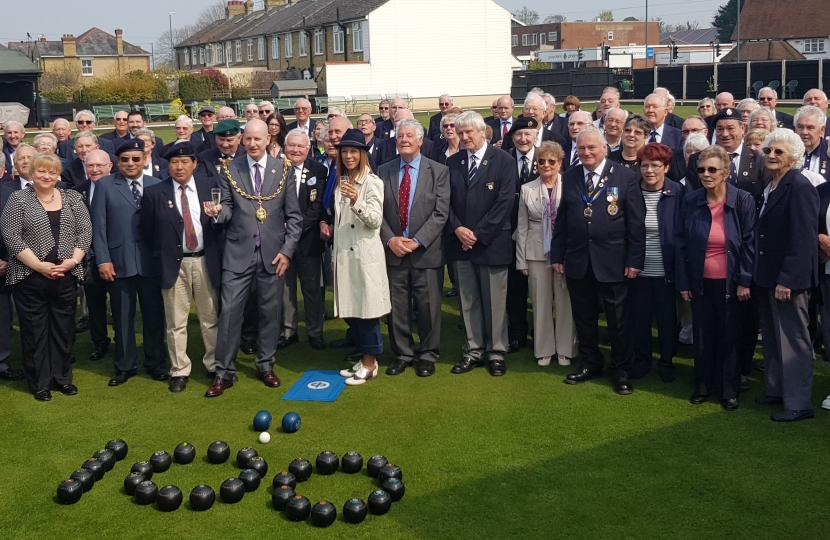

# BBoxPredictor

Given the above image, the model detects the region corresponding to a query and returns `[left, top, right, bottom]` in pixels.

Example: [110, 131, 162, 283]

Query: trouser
[567, 264, 632, 376]
[386, 261, 442, 363]
[241, 278, 259, 344]
[14, 273, 76, 393]
[737, 293, 760, 377]
[758, 287, 813, 411]
[506, 255, 530, 343]
[0, 290, 13, 372]
[161, 256, 219, 377]
[630, 276, 677, 378]
[109, 275, 167, 376]
[526, 261, 576, 359]
[345, 317, 383, 355]
[454, 261, 509, 361]
[690, 279, 741, 400]
[83, 269, 111, 348]
[281, 253, 325, 340]
[819, 274, 830, 363]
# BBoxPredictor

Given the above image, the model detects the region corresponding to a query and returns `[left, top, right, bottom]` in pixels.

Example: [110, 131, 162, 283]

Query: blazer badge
[309, 189, 317, 202]
[486, 182, 494, 190]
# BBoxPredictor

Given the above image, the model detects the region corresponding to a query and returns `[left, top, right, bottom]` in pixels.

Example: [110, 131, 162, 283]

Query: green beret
[214, 119, 241, 137]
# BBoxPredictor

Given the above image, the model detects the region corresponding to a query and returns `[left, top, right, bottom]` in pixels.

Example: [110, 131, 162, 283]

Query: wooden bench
[144, 103, 187, 123]
[93, 104, 130, 125]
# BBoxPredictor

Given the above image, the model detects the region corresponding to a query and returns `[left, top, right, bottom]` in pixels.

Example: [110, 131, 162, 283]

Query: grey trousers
[759, 287, 814, 411]
[455, 261, 508, 361]
[387, 261, 443, 363]
[281, 253, 325, 340]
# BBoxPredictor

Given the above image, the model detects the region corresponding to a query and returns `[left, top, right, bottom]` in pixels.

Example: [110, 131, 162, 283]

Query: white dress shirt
[467, 144, 487, 173]
[516, 147, 536, 178]
[294, 165, 303, 197]
[583, 159, 608, 187]
[173, 177, 205, 252]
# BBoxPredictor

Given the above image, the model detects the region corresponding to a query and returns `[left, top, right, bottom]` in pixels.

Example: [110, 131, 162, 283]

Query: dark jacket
[195, 147, 245, 179]
[645, 178, 684, 283]
[675, 183, 756, 296]
[292, 159, 329, 257]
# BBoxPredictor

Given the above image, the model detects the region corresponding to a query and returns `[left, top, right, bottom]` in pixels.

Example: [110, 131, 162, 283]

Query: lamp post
[169, 12, 176, 70]
[644, 0, 648, 67]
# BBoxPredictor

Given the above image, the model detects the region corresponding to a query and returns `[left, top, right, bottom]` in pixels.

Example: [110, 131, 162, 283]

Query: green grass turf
[2, 279, 830, 540]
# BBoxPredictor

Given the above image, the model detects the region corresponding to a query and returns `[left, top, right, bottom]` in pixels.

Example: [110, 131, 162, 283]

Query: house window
[314, 29, 324, 55]
[284, 33, 293, 57]
[217, 44, 223, 64]
[272, 36, 278, 59]
[803, 38, 825, 53]
[511, 35, 518, 47]
[81, 59, 93, 76]
[548, 32, 557, 41]
[247, 39, 253, 61]
[540, 34, 546, 45]
[184, 49, 189, 66]
[235, 41, 241, 61]
[521, 34, 537, 46]
[205, 46, 213, 65]
[333, 25, 344, 53]
[352, 22, 364, 52]
[257, 37, 264, 60]
[607, 31, 614, 41]
[192, 47, 198, 65]
[299, 32, 308, 56]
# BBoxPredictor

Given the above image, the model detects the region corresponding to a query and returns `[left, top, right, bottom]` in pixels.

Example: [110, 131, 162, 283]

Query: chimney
[264, 0, 288, 8]
[226, 1, 245, 19]
[115, 29, 124, 56]
[245, 0, 254, 15]
[61, 34, 76, 58]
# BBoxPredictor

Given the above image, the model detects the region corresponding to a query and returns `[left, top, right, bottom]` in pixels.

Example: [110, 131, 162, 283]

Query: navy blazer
[501, 125, 566, 153]
[818, 181, 830, 236]
[658, 125, 683, 153]
[665, 112, 685, 130]
[647, 179, 684, 283]
[191, 128, 215, 152]
[806, 137, 830, 183]
[427, 113, 443, 143]
[195, 147, 245, 179]
[61, 157, 86, 187]
[550, 161, 646, 282]
[753, 169, 819, 291]
[293, 159, 329, 257]
[675, 184, 756, 297]
[774, 110, 795, 130]
[375, 119, 393, 140]
[139, 176, 224, 289]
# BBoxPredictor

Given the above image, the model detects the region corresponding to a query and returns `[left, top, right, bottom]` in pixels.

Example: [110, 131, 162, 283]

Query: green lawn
[1, 282, 830, 539]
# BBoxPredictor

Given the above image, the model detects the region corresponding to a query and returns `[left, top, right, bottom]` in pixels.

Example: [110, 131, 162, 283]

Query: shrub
[72, 72, 167, 103]
[178, 75, 214, 102]
[199, 69, 229, 92]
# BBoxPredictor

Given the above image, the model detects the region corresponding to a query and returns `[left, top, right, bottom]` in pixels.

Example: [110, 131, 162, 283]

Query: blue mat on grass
[281, 370, 346, 402]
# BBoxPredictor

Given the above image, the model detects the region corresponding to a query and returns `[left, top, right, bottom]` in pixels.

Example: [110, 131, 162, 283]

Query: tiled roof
[0, 49, 41, 74]
[731, 0, 830, 40]
[660, 28, 720, 45]
[720, 40, 805, 62]
[7, 28, 149, 57]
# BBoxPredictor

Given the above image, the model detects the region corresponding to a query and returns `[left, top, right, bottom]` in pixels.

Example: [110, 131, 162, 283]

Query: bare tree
[513, 6, 539, 25]
[155, 1, 225, 70]
[543, 15, 565, 23]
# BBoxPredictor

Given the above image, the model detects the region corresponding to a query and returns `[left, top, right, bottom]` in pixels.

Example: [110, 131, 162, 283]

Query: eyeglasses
[537, 158, 558, 165]
[357, 120, 373, 125]
[259, 110, 273, 114]
[623, 128, 645, 136]
[294, 107, 310, 112]
[762, 147, 786, 156]
[681, 128, 706, 135]
[443, 123, 455, 129]
[119, 156, 143, 163]
[758, 97, 774, 101]
[379, 107, 389, 111]
[115, 117, 128, 122]
[640, 163, 666, 171]
[439, 103, 451, 107]
[77, 120, 94, 125]
[696, 166, 722, 174]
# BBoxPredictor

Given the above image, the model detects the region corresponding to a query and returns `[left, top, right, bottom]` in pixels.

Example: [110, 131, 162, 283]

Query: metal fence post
[682, 64, 687, 100]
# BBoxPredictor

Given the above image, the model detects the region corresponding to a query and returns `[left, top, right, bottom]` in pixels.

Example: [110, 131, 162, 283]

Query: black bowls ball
[382, 477, 406, 502]
[219, 478, 245, 504]
[316, 451, 339, 475]
[81, 458, 105, 481]
[189, 484, 215, 511]
[378, 463, 403, 483]
[123, 472, 145, 496]
[156, 485, 183, 512]
[57, 479, 83, 504]
[246, 456, 268, 477]
[343, 498, 368, 524]
[366, 455, 388, 478]
[288, 458, 312, 482]
[173, 442, 196, 465]
[105, 439, 128, 461]
[70, 469, 95, 492]
[130, 461, 153, 481]
[134, 480, 158, 505]
[311, 500, 337, 527]
[236, 447, 258, 468]
[150, 451, 172, 473]
[368, 489, 392, 515]
[207, 441, 230, 464]
[272, 471, 297, 490]
[92, 449, 116, 472]
[271, 485, 296, 510]
[238, 469, 261, 492]
[285, 495, 312, 521]
[341, 451, 363, 474]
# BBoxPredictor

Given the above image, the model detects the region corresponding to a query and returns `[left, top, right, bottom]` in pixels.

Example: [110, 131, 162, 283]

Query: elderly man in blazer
[379, 119, 450, 378]
[550, 127, 646, 395]
[140, 142, 224, 393]
[796, 105, 830, 182]
[195, 120, 246, 178]
[643, 94, 683, 152]
[204, 119, 303, 397]
[446, 111, 517, 377]
[90, 139, 168, 386]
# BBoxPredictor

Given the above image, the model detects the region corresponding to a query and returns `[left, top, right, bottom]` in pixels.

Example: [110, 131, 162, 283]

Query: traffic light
[578, 48, 584, 60]
[603, 45, 611, 61]
[671, 40, 678, 60]
[715, 42, 721, 56]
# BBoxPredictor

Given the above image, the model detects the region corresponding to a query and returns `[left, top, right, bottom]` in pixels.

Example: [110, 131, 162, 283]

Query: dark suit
[90, 172, 167, 377]
[376, 119, 393, 140]
[191, 128, 215, 152]
[0, 185, 18, 375]
[665, 112, 685, 130]
[550, 161, 645, 376]
[99, 131, 130, 144]
[817, 182, 830, 367]
[501, 125, 566, 153]
[804, 137, 830, 183]
[285, 119, 316, 138]
[774, 110, 795, 130]
[196, 147, 245, 179]
[58, 136, 114, 160]
[374, 137, 439, 168]
[379, 155, 450, 364]
[61, 158, 87, 187]
[487, 118, 513, 146]
[545, 115, 569, 139]
[427, 113, 444, 143]
[561, 140, 579, 172]
[656, 124, 683, 152]
[686, 145, 771, 214]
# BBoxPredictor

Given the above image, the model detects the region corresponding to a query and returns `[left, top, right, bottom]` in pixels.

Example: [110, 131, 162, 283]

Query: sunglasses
[696, 166, 722, 174]
[260, 110, 273, 114]
[115, 117, 128, 122]
[379, 107, 389, 111]
[762, 147, 786, 156]
[537, 158, 558, 165]
[77, 121, 94, 125]
[443, 123, 455, 129]
[119, 156, 143, 163]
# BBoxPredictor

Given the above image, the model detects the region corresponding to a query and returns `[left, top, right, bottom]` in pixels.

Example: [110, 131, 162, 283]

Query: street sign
[647, 47, 654, 59]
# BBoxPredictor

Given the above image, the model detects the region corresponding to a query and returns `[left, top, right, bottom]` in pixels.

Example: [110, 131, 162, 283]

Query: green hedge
[72, 72, 168, 103]
[178, 75, 214, 102]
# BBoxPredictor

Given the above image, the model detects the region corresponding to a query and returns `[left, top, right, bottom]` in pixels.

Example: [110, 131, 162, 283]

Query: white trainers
[822, 395, 830, 411]
[340, 360, 362, 377]
[345, 364, 379, 386]
[537, 356, 551, 366]
[558, 355, 571, 366]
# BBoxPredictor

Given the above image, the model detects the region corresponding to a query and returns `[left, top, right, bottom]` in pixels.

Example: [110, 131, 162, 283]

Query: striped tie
[468, 155, 478, 184]
[570, 151, 580, 168]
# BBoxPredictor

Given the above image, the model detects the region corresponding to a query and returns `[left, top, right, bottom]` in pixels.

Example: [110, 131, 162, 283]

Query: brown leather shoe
[205, 376, 234, 397]
[260, 370, 281, 388]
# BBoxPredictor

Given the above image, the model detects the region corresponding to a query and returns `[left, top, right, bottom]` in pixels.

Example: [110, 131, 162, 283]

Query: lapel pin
[486, 182, 494, 190]
[167, 200, 173, 208]
[743, 171, 748, 176]
[271, 169, 276, 174]
[154, 165, 160, 172]
[482, 160, 488, 166]
[461, 160, 465, 165]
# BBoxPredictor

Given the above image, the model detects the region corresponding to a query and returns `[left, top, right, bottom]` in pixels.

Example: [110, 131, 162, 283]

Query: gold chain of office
[220, 157, 289, 222]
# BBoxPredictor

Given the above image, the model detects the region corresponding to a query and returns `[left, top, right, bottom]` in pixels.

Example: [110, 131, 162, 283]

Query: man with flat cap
[204, 119, 303, 397]
[191, 106, 216, 152]
[140, 142, 223, 393]
[91, 139, 168, 386]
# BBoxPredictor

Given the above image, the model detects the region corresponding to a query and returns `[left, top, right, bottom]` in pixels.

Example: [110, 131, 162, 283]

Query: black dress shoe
[507, 341, 521, 354]
[108, 372, 133, 386]
[416, 359, 435, 377]
[739, 377, 751, 393]
[488, 359, 507, 376]
[277, 334, 299, 349]
[564, 367, 602, 385]
[309, 337, 326, 350]
[90, 342, 109, 361]
[446, 288, 458, 297]
[451, 357, 484, 374]
[240, 340, 257, 355]
[69, 355, 76, 365]
[385, 359, 411, 376]
[613, 376, 633, 395]
[721, 398, 739, 411]
[689, 392, 709, 405]
[771, 409, 814, 422]
[150, 372, 170, 382]
[34, 389, 52, 401]
[345, 349, 363, 362]
[755, 395, 784, 405]
[659, 371, 676, 383]
[58, 384, 79, 396]
[75, 317, 89, 334]
[169, 376, 188, 393]
[0, 369, 24, 381]
[329, 337, 355, 349]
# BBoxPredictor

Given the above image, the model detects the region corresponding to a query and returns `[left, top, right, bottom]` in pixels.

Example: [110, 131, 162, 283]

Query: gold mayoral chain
[220, 158, 290, 222]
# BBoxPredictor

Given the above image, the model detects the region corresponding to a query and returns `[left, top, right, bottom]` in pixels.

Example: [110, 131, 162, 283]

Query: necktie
[729, 153, 738, 184]
[24, 182, 32, 189]
[804, 151, 812, 171]
[399, 164, 411, 233]
[570, 150, 580, 168]
[253, 163, 262, 196]
[649, 131, 658, 143]
[586, 172, 595, 193]
[502, 121, 509, 138]
[521, 156, 530, 184]
[468, 155, 478, 184]
[180, 185, 198, 252]
[130, 180, 141, 208]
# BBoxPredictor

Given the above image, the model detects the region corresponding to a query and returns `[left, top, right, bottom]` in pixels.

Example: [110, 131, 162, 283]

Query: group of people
[1, 86, 829, 422]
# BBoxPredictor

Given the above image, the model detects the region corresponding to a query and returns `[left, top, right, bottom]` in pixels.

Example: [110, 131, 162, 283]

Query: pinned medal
[309, 189, 317, 202]
[608, 203, 618, 216]
[486, 182, 494, 190]
[584, 207, 593, 218]
[607, 187, 619, 203]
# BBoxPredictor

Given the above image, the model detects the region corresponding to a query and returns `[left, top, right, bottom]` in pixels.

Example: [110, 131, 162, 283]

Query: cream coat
[516, 176, 563, 269]
[333, 170, 391, 319]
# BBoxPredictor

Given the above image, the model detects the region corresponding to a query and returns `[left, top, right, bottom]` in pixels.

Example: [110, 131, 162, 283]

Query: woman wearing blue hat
[334, 129, 391, 385]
